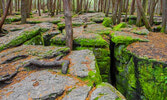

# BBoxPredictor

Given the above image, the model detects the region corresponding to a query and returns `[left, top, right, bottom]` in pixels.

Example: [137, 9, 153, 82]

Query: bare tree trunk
[125, 0, 129, 22]
[9, 0, 13, 15]
[130, 0, 135, 15]
[63, 0, 73, 51]
[149, 0, 159, 26]
[2, 0, 5, 14]
[162, 0, 167, 33]
[18, 0, 20, 11]
[26, 0, 30, 18]
[0, 0, 12, 32]
[21, 0, 27, 24]
[105, 0, 111, 17]
[136, 0, 152, 31]
[38, 0, 41, 16]
[112, 0, 120, 25]
[117, 0, 122, 24]
[15, 0, 17, 11]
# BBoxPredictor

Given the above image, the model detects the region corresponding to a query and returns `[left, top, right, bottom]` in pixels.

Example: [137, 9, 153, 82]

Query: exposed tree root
[1, 55, 28, 64]
[23, 59, 70, 74]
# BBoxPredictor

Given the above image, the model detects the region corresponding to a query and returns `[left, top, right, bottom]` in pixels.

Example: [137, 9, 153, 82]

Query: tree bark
[63, 0, 73, 51]
[162, 0, 167, 33]
[21, 0, 27, 24]
[0, 0, 12, 31]
[112, 0, 120, 25]
[38, 0, 41, 16]
[136, 0, 152, 31]
[130, 0, 135, 15]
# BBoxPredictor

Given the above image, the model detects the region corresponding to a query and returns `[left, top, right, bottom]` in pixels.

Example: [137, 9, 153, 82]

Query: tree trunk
[63, 0, 73, 51]
[2, 0, 5, 14]
[162, 0, 167, 33]
[38, 0, 41, 16]
[0, 0, 12, 32]
[130, 0, 135, 15]
[125, 0, 129, 22]
[15, 0, 17, 11]
[112, 0, 120, 25]
[117, 0, 122, 24]
[136, 0, 152, 31]
[21, 0, 27, 24]
[149, 0, 159, 26]
[105, 0, 111, 17]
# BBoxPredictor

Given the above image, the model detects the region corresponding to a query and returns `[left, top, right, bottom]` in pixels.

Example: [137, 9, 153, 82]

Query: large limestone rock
[0, 70, 77, 100]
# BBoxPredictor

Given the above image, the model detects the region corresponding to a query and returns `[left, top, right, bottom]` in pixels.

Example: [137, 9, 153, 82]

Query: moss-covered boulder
[132, 29, 149, 35]
[111, 32, 167, 100]
[57, 22, 83, 31]
[102, 17, 113, 27]
[51, 26, 109, 48]
[3, 16, 21, 24]
[91, 17, 104, 23]
[0, 25, 49, 51]
[113, 23, 127, 31]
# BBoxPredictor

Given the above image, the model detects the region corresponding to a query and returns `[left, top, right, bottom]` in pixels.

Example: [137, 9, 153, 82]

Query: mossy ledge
[111, 33, 167, 100]
[0, 26, 48, 51]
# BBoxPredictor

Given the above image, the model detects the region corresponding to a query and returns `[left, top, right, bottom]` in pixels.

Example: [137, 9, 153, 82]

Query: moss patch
[102, 17, 112, 27]
[0, 27, 48, 51]
[113, 23, 127, 31]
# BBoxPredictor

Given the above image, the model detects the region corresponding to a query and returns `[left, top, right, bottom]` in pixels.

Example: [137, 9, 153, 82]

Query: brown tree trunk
[162, 0, 167, 33]
[38, 0, 41, 16]
[136, 0, 152, 31]
[149, 0, 159, 26]
[130, 0, 135, 15]
[2, 0, 5, 14]
[117, 0, 122, 24]
[15, 0, 17, 11]
[63, 0, 73, 51]
[112, 0, 120, 25]
[9, 0, 13, 15]
[125, 0, 129, 22]
[21, 0, 27, 24]
[0, 0, 12, 32]
[105, 0, 111, 17]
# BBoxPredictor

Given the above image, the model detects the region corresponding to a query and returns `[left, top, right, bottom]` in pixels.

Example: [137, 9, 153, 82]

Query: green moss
[113, 23, 127, 31]
[111, 33, 140, 45]
[102, 17, 113, 27]
[27, 21, 42, 24]
[57, 22, 83, 31]
[51, 20, 61, 24]
[0, 27, 48, 51]
[74, 36, 108, 48]
[4, 17, 21, 24]
[91, 18, 104, 23]
[24, 35, 44, 45]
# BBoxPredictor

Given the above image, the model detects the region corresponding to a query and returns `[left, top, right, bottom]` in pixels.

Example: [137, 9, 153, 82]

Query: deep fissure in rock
[109, 36, 117, 86]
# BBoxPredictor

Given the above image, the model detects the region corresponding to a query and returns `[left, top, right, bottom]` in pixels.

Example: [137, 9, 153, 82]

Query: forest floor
[0, 12, 166, 100]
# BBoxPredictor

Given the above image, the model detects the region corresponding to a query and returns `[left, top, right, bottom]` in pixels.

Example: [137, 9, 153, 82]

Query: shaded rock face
[91, 87, 117, 100]
[0, 70, 77, 100]
[68, 50, 96, 77]
[63, 85, 91, 100]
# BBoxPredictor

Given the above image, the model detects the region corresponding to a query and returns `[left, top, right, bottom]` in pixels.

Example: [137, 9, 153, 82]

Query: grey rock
[63, 85, 91, 100]
[68, 49, 96, 77]
[0, 70, 77, 100]
[132, 29, 149, 35]
[91, 83, 120, 100]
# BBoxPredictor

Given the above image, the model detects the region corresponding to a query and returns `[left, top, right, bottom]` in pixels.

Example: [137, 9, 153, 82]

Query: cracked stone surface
[63, 85, 91, 100]
[0, 70, 78, 100]
[90, 83, 121, 100]
[68, 49, 96, 77]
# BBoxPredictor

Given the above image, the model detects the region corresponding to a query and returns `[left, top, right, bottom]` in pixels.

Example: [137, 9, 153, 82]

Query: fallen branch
[23, 59, 70, 74]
